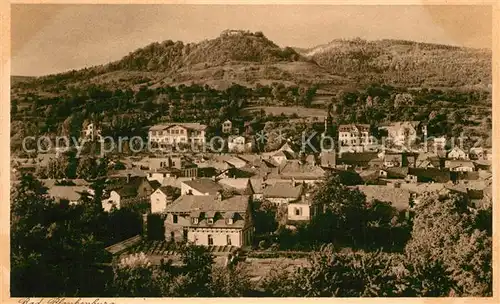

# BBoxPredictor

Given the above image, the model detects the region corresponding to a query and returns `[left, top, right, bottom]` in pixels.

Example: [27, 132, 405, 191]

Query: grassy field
[242, 257, 310, 282]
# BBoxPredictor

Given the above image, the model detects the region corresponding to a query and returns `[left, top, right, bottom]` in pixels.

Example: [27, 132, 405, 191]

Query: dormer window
[192, 217, 199, 224]
[207, 218, 214, 224]
[227, 218, 233, 225]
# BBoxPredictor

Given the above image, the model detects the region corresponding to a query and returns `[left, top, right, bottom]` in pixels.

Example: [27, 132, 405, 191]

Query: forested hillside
[10, 30, 492, 154]
[304, 38, 491, 88]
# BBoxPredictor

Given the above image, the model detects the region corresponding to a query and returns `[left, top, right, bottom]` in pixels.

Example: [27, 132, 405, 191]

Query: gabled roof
[156, 186, 177, 197]
[383, 167, 409, 179]
[218, 178, 252, 191]
[320, 151, 336, 167]
[338, 152, 379, 166]
[263, 182, 303, 199]
[408, 168, 451, 183]
[444, 160, 475, 168]
[165, 194, 249, 213]
[182, 179, 224, 195]
[384, 153, 403, 163]
[272, 160, 326, 180]
[249, 178, 264, 194]
[47, 185, 89, 202]
[149, 123, 207, 131]
[107, 176, 151, 198]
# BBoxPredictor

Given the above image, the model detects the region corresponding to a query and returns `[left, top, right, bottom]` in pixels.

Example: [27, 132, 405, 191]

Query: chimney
[127, 173, 131, 183]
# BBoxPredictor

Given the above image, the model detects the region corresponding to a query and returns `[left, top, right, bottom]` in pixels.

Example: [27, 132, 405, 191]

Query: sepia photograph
[3, 1, 498, 300]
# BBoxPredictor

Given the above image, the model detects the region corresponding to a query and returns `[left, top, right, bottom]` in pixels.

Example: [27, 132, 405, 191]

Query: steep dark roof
[338, 152, 379, 167]
[263, 182, 303, 199]
[183, 179, 224, 195]
[408, 168, 451, 183]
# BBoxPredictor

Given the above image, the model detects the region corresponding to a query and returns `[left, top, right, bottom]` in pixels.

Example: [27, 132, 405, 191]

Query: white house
[338, 124, 373, 145]
[287, 193, 321, 222]
[148, 123, 207, 146]
[379, 121, 425, 146]
[82, 123, 102, 140]
[227, 135, 252, 153]
[447, 147, 468, 160]
[469, 147, 485, 160]
[102, 176, 154, 212]
[222, 120, 233, 134]
[150, 186, 175, 214]
[445, 160, 475, 172]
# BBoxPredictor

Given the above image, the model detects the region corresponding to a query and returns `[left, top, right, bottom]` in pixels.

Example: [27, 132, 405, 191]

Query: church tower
[322, 103, 334, 137]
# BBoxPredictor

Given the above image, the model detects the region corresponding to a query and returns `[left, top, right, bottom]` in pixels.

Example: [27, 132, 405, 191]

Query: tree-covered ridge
[108, 30, 303, 72]
[305, 38, 491, 87]
[11, 32, 491, 93]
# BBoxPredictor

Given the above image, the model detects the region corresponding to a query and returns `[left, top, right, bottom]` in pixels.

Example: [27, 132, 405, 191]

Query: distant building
[222, 120, 233, 134]
[287, 193, 322, 223]
[47, 185, 90, 205]
[447, 147, 468, 160]
[150, 186, 176, 214]
[379, 121, 426, 146]
[102, 176, 154, 212]
[181, 179, 224, 196]
[227, 135, 253, 153]
[82, 123, 102, 140]
[320, 151, 336, 168]
[469, 147, 485, 160]
[445, 160, 475, 172]
[338, 124, 371, 146]
[383, 153, 403, 168]
[353, 185, 412, 212]
[263, 182, 304, 205]
[148, 123, 207, 146]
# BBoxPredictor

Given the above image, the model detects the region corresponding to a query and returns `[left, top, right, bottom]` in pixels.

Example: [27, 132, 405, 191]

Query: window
[173, 214, 178, 224]
[208, 234, 213, 246]
[295, 207, 302, 216]
[226, 235, 232, 245]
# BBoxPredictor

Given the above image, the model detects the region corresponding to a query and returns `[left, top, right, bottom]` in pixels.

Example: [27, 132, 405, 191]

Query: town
[11, 111, 493, 286]
[9, 8, 493, 298]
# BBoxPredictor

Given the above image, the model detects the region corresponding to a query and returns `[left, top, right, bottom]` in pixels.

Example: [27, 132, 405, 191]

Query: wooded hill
[11, 30, 491, 95]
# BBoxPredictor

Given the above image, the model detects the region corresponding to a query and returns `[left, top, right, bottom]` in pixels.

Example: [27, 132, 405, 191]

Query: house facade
[379, 121, 425, 146]
[445, 160, 475, 172]
[447, 147, 468, 160]
[150, 187, 175, 214]
[338, 124, 372, 147]
[222, 120, 232, 134]
[287, 194, 321, 222]
[227, 135, 253, 153]
[148, 123, 207, 146]
[163, 192, 254, 248]
[102, 176, 154, 212]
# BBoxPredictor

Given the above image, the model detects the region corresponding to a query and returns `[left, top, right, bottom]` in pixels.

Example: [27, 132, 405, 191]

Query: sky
[11, 4, 492, 76]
